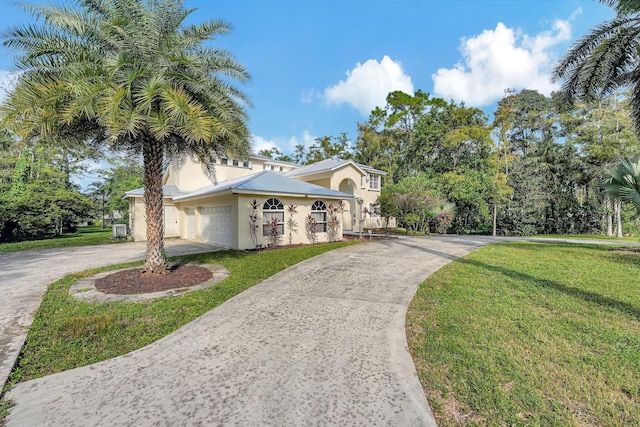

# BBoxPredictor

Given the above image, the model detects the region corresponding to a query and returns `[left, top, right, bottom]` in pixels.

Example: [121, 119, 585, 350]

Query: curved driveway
[4, 236, 497, 426]
[0, 239, 219, 393]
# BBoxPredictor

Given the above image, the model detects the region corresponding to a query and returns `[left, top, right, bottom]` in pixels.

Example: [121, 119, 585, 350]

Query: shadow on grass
[170, 249, 249, 265]
[457, 256, 640, 320]
[391, 238, 491, 261]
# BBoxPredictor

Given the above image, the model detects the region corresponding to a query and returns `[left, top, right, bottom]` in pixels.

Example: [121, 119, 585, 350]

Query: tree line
[263, 88, 640, 236]
[0, 131, 142, 242]
[3, 86, 637, 241]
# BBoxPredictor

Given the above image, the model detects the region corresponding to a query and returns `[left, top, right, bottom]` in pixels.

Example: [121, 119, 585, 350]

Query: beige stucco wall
[165, 159, 215, 191]
[165, 157, 260, 191]
[129, 197, 182, 241]
[236, 195, 346, 250]
[164, 156, 298, 192]
[213, 163, 256, 181]
[129, 197, 146, 241]
[288, 164, 387, 232]
[303, 177, 331, 188]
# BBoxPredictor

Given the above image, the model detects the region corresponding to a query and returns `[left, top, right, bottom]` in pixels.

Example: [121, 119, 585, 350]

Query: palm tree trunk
[615, 199, 623, 238]
[606, 197, 613, 236]
[142, 133, 168, 274]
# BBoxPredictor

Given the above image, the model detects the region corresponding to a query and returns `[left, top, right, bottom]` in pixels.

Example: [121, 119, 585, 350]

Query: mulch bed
[95, 264, 213, 295]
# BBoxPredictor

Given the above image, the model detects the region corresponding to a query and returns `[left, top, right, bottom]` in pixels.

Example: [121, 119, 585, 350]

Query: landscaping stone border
[69, 264, 230, 303]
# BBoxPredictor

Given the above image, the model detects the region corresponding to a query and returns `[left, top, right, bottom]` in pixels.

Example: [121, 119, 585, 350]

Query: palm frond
[600, 0, 640, 14]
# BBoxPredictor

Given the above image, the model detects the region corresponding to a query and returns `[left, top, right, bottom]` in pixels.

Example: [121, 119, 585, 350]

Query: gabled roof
[284, 158, 386, 178]
[172, 171, 354, 202]
[356, 162, 387, 175]
[123, 185, 186, 198]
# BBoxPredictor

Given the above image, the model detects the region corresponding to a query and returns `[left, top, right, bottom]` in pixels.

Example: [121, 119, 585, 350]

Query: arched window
[311, 200, 327, 232]
[263, 198, 284, 236]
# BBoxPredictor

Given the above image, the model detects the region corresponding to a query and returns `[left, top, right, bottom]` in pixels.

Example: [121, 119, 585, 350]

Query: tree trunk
[142, 134, 168, 274]
[492, 202, 497, 236]
[615, 199, 623, 238]
[606, 198, 613, 236]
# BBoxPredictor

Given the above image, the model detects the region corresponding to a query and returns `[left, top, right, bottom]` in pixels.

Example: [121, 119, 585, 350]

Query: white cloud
[0, 70, 21, 104]
[301, 88, 315, 104]
[324, 55, 414, 116]
[432, 18, 573, 106]
[286, 130, 316, 151]
[251, 134, 281, 154]
[251, 130, 317, 156]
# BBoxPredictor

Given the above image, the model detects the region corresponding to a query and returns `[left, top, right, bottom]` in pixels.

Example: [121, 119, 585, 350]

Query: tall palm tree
[604, 157, 640, 213]
[1, 0, 250, 274]
[553, 0, 640, 132]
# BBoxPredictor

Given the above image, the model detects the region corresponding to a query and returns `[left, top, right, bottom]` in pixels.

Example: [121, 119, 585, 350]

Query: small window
[279, 166, 283, 172]
[270, 165, 275, 171]
[210, 156, 216, 164]
[361, 175, 366, 189]
[243, 160, 250, 168]
[221, 157, 228, 165]
[263, 198, 284, 236]
[311, 200, 327, 232]
[369, 174, 380, 191]
[232, 159, 239, 166]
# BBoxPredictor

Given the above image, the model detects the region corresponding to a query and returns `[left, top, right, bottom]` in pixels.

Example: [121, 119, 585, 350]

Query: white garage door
[200, 206, 233, 247]
[186, 208, 196, 240]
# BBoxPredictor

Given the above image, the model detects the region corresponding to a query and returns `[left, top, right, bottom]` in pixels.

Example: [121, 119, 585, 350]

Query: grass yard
[4, 241, 357, 390]
[532, 233, 640, 243]
[0, 226, 118, 254]
[407, 241, 640, 426]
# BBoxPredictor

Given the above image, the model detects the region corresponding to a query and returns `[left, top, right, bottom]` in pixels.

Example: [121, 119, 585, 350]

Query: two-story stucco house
[124, 154, 388, 250]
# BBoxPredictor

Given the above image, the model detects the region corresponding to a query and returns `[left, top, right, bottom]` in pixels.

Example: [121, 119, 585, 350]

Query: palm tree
[1, 0, 250, 274]
[553, 0, 640, 132]
[604, 157, 640, 213]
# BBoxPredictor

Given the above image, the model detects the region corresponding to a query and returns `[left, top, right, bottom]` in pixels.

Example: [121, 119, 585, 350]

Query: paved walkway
[3, 235, 498, 426]
[0, 239, 219, 393]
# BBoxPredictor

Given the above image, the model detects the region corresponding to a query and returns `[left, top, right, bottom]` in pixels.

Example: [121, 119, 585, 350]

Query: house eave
[175, 188, 354, 202]
[232, 189, 354, 199]
[172, 188, 235, 203]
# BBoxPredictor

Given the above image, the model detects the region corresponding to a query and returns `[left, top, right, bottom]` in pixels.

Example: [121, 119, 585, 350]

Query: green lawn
[530, 233, 639, 242]
[0, 226, 119, 254]
[407, 241, 640, 426]
[3, 241, 357, 390]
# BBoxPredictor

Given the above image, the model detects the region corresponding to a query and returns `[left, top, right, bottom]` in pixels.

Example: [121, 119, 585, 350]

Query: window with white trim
[361, 175, 366, 189]
[311, 200, 327, 232]
[243, 160, 250, 167]
[232, 159, 239, 166]
[221, 157, 228, 165]
[369, 174, 380, 191]
[263, 198, 284, 236]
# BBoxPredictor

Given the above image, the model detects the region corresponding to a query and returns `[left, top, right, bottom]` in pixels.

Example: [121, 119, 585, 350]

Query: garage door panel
[186, 209, 196, 240]
[200, 206, 232, 247]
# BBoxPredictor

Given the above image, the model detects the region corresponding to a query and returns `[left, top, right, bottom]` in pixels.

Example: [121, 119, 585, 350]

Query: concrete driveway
[0, 239, 219, 393]
[4, 235, 497, 426]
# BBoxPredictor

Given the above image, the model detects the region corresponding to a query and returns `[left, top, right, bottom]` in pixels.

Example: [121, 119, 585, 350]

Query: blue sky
[0, 0, 614, 157]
